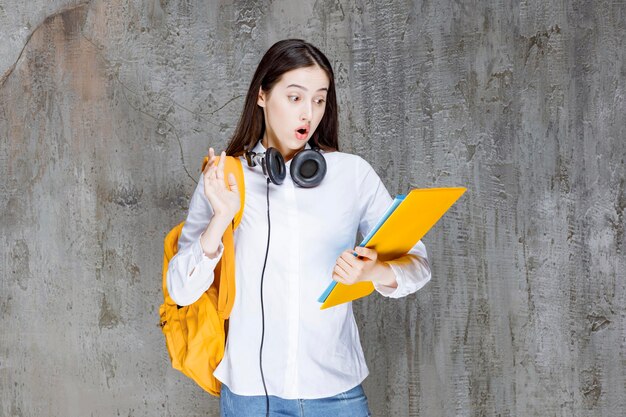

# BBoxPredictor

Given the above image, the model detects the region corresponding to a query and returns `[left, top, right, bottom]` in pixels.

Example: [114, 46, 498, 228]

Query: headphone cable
[259, 177, 271, 417]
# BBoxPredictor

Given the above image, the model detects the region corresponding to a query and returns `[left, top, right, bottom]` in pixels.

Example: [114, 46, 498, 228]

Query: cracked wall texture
[1, 0, 625, 416]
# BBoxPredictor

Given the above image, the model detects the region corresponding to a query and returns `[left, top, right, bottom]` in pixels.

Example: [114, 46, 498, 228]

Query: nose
[300, 103, 312, 122]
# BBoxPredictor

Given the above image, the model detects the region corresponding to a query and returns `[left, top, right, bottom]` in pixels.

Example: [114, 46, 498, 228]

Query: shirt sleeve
[356, 157, 432, 299]
[166, 172, 225, 306]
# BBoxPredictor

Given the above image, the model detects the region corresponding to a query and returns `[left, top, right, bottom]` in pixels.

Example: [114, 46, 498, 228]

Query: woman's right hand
[203, 147, 241, 221]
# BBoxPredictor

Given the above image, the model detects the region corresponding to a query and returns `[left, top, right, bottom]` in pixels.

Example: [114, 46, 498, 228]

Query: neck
[262, 135, 300, 162]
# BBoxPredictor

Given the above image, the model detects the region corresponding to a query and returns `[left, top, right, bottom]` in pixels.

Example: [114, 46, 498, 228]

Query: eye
[315, 98, 326, 105]
[288, 95, 300, 102]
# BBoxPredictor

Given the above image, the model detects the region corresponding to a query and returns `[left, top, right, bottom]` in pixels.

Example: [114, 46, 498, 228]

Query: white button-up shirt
[166, 139, 431, 399]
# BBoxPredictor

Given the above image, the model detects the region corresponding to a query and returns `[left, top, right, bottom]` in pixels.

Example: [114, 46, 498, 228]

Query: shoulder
[321, 150, 369, 169]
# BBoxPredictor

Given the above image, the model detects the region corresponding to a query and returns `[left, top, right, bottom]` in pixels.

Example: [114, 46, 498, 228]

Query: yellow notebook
[318, 187, 467, 309]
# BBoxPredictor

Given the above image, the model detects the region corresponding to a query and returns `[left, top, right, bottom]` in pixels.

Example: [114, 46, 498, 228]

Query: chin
[288, 139, 306, 147]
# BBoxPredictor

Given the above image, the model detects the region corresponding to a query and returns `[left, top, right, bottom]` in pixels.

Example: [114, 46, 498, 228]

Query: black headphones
[244, 139, 327, 187]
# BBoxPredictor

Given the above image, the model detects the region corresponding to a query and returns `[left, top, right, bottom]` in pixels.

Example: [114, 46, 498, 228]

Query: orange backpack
[159, 155, 245, 396]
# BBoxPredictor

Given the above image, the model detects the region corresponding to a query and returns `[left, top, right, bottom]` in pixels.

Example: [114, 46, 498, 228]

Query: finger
[204, 148, 216, 174]
[205, 160, 218, 181]
[206, 148, 217, 171]
[333, 266, 354, 285]
[227, 173, 238, 191]
[340, 251, 359, 267]
[353, 246, 372, 260]
[204, 155, 215, 174]
[332, 272, 346, 284]
[334, 262, 350, 278]
[337, 256, 355, 272]
[216, 150, 225, 181]
[332, 267, 347, 283]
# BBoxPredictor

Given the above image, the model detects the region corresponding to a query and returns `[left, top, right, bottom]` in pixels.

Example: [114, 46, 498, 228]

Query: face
[257, 65, 329, 162]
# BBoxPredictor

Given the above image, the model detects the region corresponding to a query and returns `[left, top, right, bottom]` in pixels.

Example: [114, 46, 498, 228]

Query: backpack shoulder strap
[201, 154, 244, 320]
[162, 220, 185, 297]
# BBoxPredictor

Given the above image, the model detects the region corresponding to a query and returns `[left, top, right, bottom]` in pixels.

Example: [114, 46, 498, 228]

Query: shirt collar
[252, 138, 312, 156]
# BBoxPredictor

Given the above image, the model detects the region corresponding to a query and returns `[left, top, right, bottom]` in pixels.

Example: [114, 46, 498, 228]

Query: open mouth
[295, 126, 309, 140]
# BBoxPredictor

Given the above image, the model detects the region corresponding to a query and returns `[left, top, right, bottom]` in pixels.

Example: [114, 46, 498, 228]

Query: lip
[295, 125, 310, 141]
[295, 130, 308, 141]
[295, 124, 310, 134]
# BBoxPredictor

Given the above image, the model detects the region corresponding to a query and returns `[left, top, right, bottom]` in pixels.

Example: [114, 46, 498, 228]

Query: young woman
[166, 39, 431, 417]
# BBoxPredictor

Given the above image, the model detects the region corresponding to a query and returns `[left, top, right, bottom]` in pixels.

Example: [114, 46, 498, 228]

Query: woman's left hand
[332, 246, 389, 285]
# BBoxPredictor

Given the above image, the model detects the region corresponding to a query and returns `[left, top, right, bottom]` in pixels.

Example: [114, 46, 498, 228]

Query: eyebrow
[286, 84, 328, 92]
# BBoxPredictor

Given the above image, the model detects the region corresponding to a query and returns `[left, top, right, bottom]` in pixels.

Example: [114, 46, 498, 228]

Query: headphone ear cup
[265, 147, 287, 185]
[290, 149, 326, 188]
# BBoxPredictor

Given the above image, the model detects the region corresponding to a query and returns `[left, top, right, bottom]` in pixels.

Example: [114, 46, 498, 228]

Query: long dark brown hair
[225, 39, 340, 157]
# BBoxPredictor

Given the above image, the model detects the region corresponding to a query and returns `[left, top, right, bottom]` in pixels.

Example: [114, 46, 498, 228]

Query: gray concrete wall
[1, 0, 624, 416]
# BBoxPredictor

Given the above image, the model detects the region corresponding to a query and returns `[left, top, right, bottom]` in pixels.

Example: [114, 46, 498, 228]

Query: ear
[257, 87, 266, 108]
